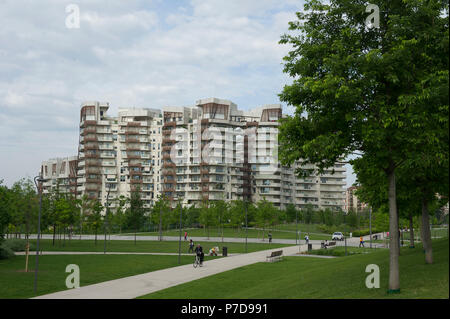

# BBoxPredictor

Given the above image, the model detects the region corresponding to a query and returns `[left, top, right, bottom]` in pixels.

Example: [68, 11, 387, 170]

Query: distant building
[345, 186, 368, 213]
[40, 156, 78, 196]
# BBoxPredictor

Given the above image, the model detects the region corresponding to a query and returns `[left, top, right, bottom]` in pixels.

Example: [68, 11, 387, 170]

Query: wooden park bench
[266, 250, 283, 262]
[328, 241, 336, 247]
[321, 241, 337, 249]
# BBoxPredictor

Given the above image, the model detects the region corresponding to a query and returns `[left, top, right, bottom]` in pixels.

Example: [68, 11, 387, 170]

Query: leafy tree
[285, 203, 298, 223]
[211, 200, 228, 242]
[278, 0, 448, 291]
[302, 204, 314, 224]
[199, 200, 217, 239]
[229, 200, 246, 232]
[0, 180, 11, 240]
[88, 199, 103, 245]
[185, 205, 200, 228]
[113, 195, 128, 234]
[150, 195, 171, 240]
[255, 198, 277, 241]
[126, 187, 145, 245]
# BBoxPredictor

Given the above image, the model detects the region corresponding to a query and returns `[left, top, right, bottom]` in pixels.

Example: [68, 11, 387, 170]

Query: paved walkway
[26, 232, 385, 248]
[33, 244, 323, 299]
[15, 251, 241, 256]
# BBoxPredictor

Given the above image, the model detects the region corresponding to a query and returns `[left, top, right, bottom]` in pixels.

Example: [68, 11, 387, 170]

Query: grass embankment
[139, 238, 449, 299]
[0, 254, 200, 299]
[28, 239, 290, 254]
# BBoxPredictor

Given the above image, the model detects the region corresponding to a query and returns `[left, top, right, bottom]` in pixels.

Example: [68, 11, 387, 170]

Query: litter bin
[222, 247, 228, 257]
[308, 243, 312, 252]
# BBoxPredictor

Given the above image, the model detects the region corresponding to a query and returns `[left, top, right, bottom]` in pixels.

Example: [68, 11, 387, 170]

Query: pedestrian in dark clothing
[188, 239, 194, 253]
[268, 232, 272, 243]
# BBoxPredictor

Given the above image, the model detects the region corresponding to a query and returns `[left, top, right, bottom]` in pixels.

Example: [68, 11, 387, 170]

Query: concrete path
[15, 251, 241, 256]
[33, 244, 322, 299]
[26, 232, 386, 248]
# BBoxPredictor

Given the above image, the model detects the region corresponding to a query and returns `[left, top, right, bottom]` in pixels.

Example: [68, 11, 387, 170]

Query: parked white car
[332, 232, 344, 241]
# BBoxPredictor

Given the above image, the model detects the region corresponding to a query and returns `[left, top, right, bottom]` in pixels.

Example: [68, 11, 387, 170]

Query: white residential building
[41, 98, 347, 211]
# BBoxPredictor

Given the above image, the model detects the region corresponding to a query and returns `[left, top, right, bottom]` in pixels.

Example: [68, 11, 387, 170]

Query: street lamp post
[104, 176, 111, 254]
[369, 206, 372, 249]
[159, 199, 163, 241]
[33, 175, 44, 294]
[177, 199, 183, 264]
[245, 200, 248, 254]
[295, 210, 298, 245]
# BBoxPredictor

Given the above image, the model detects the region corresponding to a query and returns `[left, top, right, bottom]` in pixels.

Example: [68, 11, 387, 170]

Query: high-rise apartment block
[41, 98, 347, 211]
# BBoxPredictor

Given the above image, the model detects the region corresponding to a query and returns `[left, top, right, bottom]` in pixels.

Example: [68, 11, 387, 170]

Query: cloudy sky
[0, 0, 356, 187]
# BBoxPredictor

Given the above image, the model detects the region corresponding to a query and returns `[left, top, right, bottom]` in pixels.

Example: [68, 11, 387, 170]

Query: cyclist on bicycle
[194, 244, 204, 265]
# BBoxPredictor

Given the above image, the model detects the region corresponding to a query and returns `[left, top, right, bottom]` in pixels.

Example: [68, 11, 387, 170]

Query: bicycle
[193, 254, 202, 268]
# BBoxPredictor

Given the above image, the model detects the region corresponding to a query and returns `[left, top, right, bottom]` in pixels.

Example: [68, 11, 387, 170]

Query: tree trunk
[95, 230, 97, 245]
[409, 214, 415, 248]
[421, 198, 433, 264]
[63, 227, 66, 247]
[25, 239, 29, 272]
[387, 168, 400, 292]
[397, 207, 400, 256]
[52, 225, 56, 246]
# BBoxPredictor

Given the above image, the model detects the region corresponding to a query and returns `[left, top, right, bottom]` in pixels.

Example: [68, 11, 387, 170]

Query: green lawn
[306, 246, 387, 257]
[0, 254, 200, 299]
[28, 239, 290, 254]
[120, 225, 331, 241]
[139, 238, 449, 299]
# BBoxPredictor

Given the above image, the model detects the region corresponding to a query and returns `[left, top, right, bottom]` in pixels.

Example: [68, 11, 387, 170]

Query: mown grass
[120, 225, 331, 241]
[0, 254, 199, 299]
[139, 238, 448, 299]
[28, 239, 291, 254]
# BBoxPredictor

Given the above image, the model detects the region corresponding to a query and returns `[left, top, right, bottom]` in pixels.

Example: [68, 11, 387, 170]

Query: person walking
[184, 231, 188, 241]
[188, 239, 194, 253]
[359, 236, 365, 248]
[268, 232, 272, 243]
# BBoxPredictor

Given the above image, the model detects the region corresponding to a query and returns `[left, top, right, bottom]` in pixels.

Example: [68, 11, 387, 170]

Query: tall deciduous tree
[278, 0, 448, 292]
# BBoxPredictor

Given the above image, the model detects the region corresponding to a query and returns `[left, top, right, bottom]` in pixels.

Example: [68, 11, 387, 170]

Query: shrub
[0, 244, 14, 259]
[2, 239, 35, 252]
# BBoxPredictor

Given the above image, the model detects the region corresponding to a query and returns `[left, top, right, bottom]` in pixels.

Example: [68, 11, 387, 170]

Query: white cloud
[1, 0, 356, 187]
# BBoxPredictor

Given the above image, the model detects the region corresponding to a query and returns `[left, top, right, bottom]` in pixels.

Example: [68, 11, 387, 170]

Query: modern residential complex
[40, 98, 347, 211]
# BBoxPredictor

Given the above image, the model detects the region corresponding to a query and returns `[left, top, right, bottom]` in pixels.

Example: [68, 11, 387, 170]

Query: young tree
[199, 200, 217, 239]
[126, 187, 145, 245]
[211, 200, 228, 242]
[285, 203, 297, 224]
[256, 198, 277, 241]
[0, 180, 11, 240]
[150, 195, 171, 240]
[113, 195, 128, 234]
[88, 200, 103, 245]
[229, 200, 245, 233]
[278, 0, 448, 291]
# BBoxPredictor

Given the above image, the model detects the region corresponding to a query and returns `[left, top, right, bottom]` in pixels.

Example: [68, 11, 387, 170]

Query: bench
[321, 241, 336, 249]
[266, 250, 283, 262]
